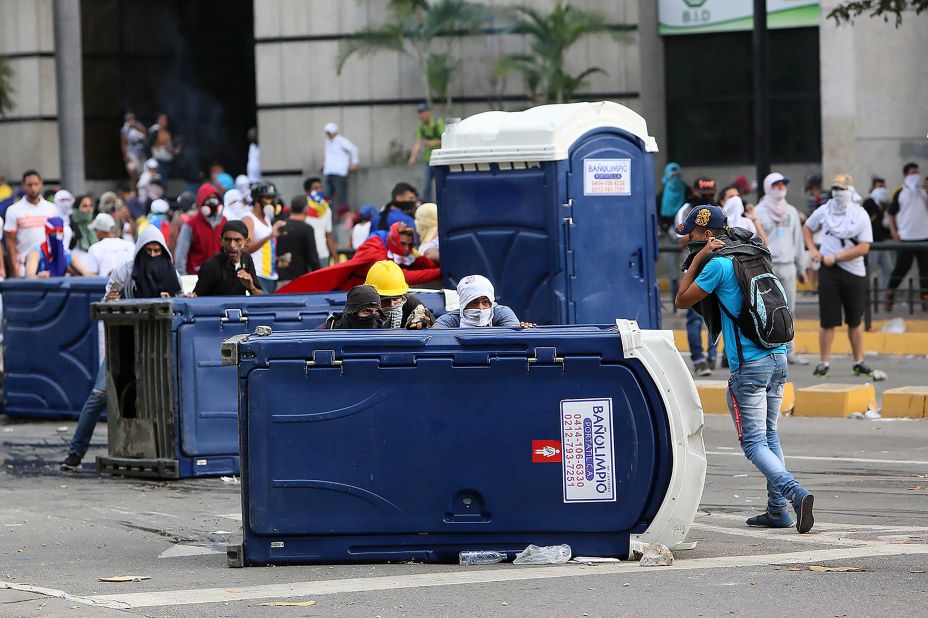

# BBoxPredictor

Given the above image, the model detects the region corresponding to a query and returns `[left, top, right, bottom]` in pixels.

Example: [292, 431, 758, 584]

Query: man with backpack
[675, 205, 814, 534]
[803, 174, 874, 377]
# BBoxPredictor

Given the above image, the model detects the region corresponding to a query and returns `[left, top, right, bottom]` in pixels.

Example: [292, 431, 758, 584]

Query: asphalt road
[3, 407, 928, 616]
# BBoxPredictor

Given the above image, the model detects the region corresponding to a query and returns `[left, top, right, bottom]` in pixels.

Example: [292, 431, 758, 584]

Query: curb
[794, 383, 876, 417]
[673, 330, 928, 356]
[881, 386, 928, 419]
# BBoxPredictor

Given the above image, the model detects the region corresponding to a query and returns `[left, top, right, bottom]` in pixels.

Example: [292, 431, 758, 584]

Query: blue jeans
[727, 353, 799, 513]
[69, 362, 108, 458]
[422, 162, 435, 202]
[686, 308, 717, 363]
[325, 174, 349, 207]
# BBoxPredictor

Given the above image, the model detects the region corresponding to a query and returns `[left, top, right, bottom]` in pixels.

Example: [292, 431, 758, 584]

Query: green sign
[659, 0, 820, 35]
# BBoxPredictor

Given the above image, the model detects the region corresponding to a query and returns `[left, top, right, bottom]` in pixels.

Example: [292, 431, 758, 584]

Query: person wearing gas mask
[756, 172, 808, 366]
[803, 174, 874, 378]
[885, 162, 928, 310]
[317, 284, 386, 329]
[222, 188, 249, 222]
[433, 274, 523, 328]
[173, 183, 227, 276]
[243, 181, 286, 293]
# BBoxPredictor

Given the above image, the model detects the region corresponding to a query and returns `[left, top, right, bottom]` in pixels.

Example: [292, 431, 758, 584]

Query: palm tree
[337, 0, 493, 112]
[0, 57, 14, 116]
[494, 3, 628, 105]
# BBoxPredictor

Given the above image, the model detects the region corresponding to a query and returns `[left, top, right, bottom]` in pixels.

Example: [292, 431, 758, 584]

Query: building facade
[0, 0, 925, 202]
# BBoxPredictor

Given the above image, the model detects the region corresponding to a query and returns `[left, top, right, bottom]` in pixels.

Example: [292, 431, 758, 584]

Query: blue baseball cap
[676, 205, 727, 235]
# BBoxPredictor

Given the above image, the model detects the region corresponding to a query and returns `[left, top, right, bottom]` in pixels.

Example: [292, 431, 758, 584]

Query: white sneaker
[787, 354, 809, 366]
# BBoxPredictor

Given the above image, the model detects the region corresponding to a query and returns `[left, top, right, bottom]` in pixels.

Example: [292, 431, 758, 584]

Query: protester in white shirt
[886, 161, 928, 309]
[3, 170, 59, 277]
[803, 173, 874, 378]
[352, 204, 377, 249]
[755, 172, 808, 365]
[246, 127, 261, 181]
[85, 213, 135, 276]
[322, 122, 359, 208]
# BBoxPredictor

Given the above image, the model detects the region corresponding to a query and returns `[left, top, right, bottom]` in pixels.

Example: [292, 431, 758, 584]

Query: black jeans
[887, 240, 928, 296]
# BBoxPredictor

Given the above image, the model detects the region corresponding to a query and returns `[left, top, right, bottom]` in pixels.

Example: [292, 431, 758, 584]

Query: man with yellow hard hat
[364, 260, 434, 329]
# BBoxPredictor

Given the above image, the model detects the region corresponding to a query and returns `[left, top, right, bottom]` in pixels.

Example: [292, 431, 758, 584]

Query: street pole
[752, 0, 769, 198]
[53, 0, 86, 193]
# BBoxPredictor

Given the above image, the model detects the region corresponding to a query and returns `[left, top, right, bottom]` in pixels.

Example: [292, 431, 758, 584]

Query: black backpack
[712, 228, 795, 361]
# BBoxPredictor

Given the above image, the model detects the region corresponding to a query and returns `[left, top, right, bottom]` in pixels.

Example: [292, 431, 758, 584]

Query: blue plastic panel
[565, 129, 660, 327]
[1, 277, 107, 419]
[438, 164, 565, 325]
[235, 326, 672, 564]
[435, 128, 659, 328]
[173, 292, 446, 461]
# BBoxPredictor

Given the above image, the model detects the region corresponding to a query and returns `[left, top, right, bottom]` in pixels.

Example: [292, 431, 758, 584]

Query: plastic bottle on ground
[459, 550, 507, 566]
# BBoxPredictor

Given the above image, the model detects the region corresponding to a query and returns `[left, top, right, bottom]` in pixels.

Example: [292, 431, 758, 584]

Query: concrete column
[636, 0, 666, 177]
[52, 0, 84, 193]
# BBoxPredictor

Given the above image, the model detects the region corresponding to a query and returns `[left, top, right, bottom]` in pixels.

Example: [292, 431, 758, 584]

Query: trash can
[91, 291, 446, 479]
[431, 101, 661, 328]
[1, 277, 107, 419]
[222, 320, 705, 566]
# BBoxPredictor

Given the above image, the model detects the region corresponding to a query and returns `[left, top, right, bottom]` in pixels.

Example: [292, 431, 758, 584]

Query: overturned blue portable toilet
[1, 277, 107, 420]
[91, 291, 446, 479]
[431, 101, 661, 328]
[222, 320, 705, 566]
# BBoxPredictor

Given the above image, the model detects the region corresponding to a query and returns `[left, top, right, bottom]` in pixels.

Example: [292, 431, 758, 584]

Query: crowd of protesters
[659, 161, 928, 378]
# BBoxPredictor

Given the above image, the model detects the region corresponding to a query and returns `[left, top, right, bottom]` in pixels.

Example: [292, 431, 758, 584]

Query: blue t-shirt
[694, 256, 787, 371]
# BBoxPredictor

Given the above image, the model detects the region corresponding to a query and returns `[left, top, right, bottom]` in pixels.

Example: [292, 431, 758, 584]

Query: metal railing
[660, 241, 928, 330]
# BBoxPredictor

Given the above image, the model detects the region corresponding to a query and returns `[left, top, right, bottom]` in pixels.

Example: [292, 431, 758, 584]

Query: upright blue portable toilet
[1, 277, 107, 419]
[430, 102, 661, 328]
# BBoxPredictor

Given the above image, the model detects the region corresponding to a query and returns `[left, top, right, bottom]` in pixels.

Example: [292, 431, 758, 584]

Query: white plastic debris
[881, 318, 906, 334]
[513, 544, 572, 565]
[871, 369, 887, 382]
[639, 542, 674, 567]
[220, 476, 240, 485]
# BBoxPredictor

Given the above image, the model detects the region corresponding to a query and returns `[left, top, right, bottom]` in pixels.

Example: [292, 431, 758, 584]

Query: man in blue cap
[674, 205, 815, 534]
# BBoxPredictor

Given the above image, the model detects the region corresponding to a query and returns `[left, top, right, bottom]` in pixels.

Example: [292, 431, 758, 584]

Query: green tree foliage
[493, 3, 627, 105]
[829, 0, 927, 26]
[337, 0, 493, 112]
[0, 57, 14, 116]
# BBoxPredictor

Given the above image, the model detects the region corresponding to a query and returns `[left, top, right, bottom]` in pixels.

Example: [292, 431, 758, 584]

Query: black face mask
[394, 200, 417, 212]
[336, 311, 385, 329]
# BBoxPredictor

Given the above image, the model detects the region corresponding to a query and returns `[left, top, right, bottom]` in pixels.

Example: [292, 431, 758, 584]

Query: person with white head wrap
[432, 274, 527, 328]
[53, 189, 76, 250]
[803, 173, 875, 379]
[755, 172, 807, 365]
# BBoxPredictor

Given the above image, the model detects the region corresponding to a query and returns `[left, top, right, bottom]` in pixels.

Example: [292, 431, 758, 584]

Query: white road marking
[80, 543, 928, 609]
[700, 511, 928, 532]
[0, 582, 125, 611]
[217, 512, 243, 521]
[157, 544, 225, 559]
[691, 522, 864, 547]
[707, 451, 928, 466]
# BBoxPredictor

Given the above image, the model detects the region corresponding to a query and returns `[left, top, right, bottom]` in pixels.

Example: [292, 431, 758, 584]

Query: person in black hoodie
[317, 285, 386, 329]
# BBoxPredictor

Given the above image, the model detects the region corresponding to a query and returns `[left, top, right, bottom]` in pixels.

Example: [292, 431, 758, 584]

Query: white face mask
[832, 189, 852, 212]
[461, 308, 493, 327]
[905, 173, 922, 189]
[722, 195, 744, 217]
[767, 188, 787, 201]
[870, 187, 889, 204]
[263, 205, 276, 221]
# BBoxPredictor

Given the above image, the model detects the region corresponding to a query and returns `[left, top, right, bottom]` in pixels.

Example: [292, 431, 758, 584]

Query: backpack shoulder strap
[717, 299, 746, 366]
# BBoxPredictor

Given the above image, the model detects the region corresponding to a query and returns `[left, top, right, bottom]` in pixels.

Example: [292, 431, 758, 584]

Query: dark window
[664, 28, 821, 166]
[81, 0, 256, 181]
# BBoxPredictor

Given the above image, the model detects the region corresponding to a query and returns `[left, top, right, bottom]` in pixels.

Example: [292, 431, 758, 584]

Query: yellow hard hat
[365, 260, 409, 297]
